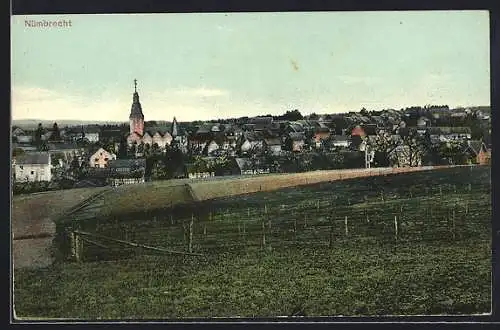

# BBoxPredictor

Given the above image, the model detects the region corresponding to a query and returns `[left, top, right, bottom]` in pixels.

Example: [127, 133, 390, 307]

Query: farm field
[13, 166, 491, 318]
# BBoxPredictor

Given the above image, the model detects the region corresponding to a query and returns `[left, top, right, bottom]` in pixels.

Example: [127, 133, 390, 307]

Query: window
[95, 158, 99, 162]
[30, 171, 34, 175]
[104, 158, 109, 161]
[20, 166, 23, 170]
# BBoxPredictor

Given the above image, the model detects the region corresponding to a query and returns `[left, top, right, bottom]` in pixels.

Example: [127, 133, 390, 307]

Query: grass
[14, 242, 491, 318]
[13, 166, 492, 318]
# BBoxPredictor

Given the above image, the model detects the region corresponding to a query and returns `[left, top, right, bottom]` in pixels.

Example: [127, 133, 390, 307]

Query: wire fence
[65, 176, 491, 262]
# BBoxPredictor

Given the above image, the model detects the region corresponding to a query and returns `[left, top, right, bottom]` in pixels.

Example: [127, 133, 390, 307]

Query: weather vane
[134, 79, 137, 93]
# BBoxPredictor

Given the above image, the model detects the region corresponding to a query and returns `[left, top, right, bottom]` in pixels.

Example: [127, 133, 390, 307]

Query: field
[13, 166, 491, 318]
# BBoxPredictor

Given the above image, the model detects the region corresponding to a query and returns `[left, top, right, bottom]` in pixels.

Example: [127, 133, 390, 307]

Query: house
[205, 140, 220, 155]
[351, 125, 366, 138]
[427, 127, 471, 141]
[312, 125, 331, 148]
[248, 116, 274, 132]
[240, 131, 265, 154]
[107, 159, 146, 186]
[235, 157, 270, 175]
[263, 137, 282, 155]
[329, 135, 350, 148]
[89, 147, 116, 168]
[287, 132, 306, 152]
[416, 116, 431, 128]
[12, 127, 25, 137]
[465, 141, 491, 165]
[83, 126, 101, 143]
[16, 134, 33, 144]
[11, 142, 38, 152]
[47, 143, 85, 162]
[13, 152, 52, 182]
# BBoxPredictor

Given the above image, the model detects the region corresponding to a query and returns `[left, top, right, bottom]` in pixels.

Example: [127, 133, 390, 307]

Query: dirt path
[12, 188, 109, 270]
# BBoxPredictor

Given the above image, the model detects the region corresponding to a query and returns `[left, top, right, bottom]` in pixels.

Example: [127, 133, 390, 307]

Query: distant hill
[12, 119, 128, 129]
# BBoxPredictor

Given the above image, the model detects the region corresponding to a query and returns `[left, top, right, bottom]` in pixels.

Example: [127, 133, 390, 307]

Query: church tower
[129, 79, 144, 136]
[171, 116, 178, 138]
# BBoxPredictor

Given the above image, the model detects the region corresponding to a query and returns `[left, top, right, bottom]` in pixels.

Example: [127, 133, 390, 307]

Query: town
[11, 80, 491, 195]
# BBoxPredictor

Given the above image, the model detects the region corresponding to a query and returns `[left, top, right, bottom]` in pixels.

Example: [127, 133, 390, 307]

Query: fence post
[329, 218, 334, 248]
[344, 216, 348, 237]
[247, 207, 250, 218]
[316, 200, 320, 211]
[261, 220, 266, 249]
[394, 215, 398, 242]
[188, 214, 194, 253]
[452, 208, 456, 240]
[294, 219, 297, 240]
[304, 213, 307, 228]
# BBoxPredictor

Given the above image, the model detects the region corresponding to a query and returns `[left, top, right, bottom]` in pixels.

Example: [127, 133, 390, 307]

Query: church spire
[171, 116, 178, 138]
[129, 79, 144, 120]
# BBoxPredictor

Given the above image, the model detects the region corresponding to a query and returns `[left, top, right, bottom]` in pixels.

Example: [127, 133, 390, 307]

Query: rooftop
[15, 152, 50, 165]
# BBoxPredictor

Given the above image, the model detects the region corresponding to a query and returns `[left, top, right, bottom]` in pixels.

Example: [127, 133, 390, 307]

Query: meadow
[13, 166, 491, 319]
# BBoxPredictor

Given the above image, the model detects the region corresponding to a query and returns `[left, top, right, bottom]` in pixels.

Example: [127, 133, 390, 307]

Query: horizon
[11, 11, 490, 122]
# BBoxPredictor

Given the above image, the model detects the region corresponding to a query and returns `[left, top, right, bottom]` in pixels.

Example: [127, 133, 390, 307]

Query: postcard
[11, 11, 491, 320]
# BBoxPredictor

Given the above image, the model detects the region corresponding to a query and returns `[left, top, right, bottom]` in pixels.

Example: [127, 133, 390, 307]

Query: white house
[89, 147, 116, 168]
[264, 138, 282, 155]
[206, 141, 220, 155]
[14, 152, 52, 182]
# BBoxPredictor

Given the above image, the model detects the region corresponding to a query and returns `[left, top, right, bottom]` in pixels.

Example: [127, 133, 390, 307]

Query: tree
[34, 123, 43, 149]
[50, 122, 61, 141]
[117, 138, 128, 158]
[282, 109, 303, 121]
[128, 142, 137, 158]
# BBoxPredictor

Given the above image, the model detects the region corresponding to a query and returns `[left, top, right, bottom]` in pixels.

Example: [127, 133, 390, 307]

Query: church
[126, 79, 186, 150]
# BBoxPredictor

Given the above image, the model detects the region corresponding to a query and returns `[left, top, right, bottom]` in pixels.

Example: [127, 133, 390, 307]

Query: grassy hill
[13, 166, 491, 318]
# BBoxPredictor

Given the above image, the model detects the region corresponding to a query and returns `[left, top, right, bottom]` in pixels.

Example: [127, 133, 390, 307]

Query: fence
[65, 170, 491, 262]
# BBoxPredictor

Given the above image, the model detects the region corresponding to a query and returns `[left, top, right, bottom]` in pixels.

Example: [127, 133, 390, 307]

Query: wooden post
[70, 231, 76, 260]
[203, 224, 207, 236]
[329, 219, 334, 248]
[316, 200, 320, 211]
[452, 208, 456, 240]
[381, 191, 384, 203]
[264, 204, 268, 214]
[73, 232, 82, 262]
[170, 214, 173, 225]
[261, 220, 266, 249]
[465, 201, 468, 215]
[188, 214, 194, 253]
[304, 213, 307, 228]
[468, 183, 472, 192]
[247, 207, 250, 218]
[439, 186, 442, 197]
[294, 219, 297, 240]
[394, 215, 398, 242]
[344, 216, 348, 237]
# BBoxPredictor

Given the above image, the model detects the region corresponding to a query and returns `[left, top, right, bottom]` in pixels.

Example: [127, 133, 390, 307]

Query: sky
[11, 11, 490, 122]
